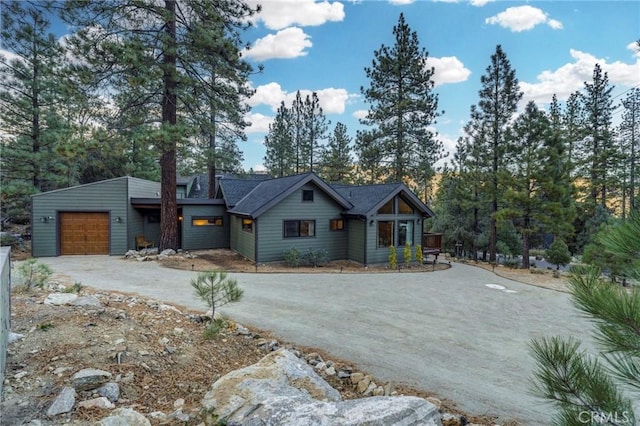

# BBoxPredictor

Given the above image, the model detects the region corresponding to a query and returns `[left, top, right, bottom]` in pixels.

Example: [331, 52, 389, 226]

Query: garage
[59, 212, 110, 255]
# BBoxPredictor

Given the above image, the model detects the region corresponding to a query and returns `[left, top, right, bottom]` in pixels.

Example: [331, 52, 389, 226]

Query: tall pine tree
[320, 122, 352, 183]
[264, 101, 295, 177]
[358, 13, 442, 186]
[476, 45, 522, 263]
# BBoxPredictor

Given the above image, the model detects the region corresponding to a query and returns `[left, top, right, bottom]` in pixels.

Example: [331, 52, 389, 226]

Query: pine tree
[531, 215, 640, 425]
[62, 0, 258, 251]
[499, 101, 548, 268]
[359, 13, 442, 185]
[264, 102, 295, 177]
[291, 91, 306, 173]
[320, 122, 353, 183]
[476, 45, 522, 263]
[0, 1, 72, 222]
[581, 64, 617, 210]
[303, 92, 329, 172]
[619, 88, 640, 213]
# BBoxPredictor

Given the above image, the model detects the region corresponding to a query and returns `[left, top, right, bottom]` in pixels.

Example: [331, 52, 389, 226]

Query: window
[192, 216, 223, 227]
[377, 221, 394, 247]
[398, 197, 414, 214]
[398, 220, 414, 246]
[377, 199, 394, 214]
[284, 220, 315, 238]
[330, 219, 344, 231]
[242, 218, 253, 233]
[302, 190, 314, 202]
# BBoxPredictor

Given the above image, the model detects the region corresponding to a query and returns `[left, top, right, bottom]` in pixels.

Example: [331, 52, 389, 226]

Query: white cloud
[249, 83, 352, 114]
[353, 110, 368, 120]
[425, 56, 472, 86]
[485, 5, 563, 32]
[247, 0, 345, 30]
[0, 49, 22, 63]
[470, 0, 494, 6]
[628, 41, 640, 58]
[244, 27, 312, 61]
[389, 0, 415, 5]
[245, 112, 273, 134]
[520, 49, 640, 105]
[253, 164, 267, 172]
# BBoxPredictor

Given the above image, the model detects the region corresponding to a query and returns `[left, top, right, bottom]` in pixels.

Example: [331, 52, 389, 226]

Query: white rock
[77, 397, 114, 410]
[46, 386, 76, 416]
[8, 332, 24, 344]
[98, 408, 150, 426]
[44, 293, 78, 305]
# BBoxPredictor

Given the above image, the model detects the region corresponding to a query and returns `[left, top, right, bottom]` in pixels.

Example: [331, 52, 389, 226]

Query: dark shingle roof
[229, 172, 351, 218]
[218, 178, 264, 207]
[331, 183, 402, 216]
[332, 183, 434, 217]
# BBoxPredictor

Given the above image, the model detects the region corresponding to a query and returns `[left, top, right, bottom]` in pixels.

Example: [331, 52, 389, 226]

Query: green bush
[389, 246, 397, 269]
[503, 258, 521, 269]
[17, 259, 52, 291]
[529, 249, 546, 260]
[403, 244, 411, 268]
[203, 318, 229, 340]
[302, 248, 329, 267]
[415, 244, 423, 264]
[283, 247, 301, 267]
[546, 239, 571, 270]
[283, 248, 328, 267]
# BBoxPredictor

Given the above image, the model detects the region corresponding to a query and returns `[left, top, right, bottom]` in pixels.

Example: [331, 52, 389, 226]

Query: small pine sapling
[191, 270, 244, 321]
[404, 243, 411, 268]
[389, 246, 397, 269]
[17, 259, 53, 291]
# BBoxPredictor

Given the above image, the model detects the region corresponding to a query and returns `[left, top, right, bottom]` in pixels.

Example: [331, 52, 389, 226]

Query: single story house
[31, 172, 435, 265]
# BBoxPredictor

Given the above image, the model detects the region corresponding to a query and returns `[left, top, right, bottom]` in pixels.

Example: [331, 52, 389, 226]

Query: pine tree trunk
[159, 0, 178, 251]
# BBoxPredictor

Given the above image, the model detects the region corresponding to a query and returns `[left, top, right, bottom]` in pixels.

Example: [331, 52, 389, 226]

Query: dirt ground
[1, 247, 559, 425]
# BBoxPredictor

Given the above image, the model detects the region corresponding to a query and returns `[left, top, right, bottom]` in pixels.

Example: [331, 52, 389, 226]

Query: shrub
[403, 244, 411, 268]
[17, 259, 52, 291]
[203, 318, 229, 340]
[529, 249, 546, 260]
[302, 248, 329, 267]
[415, 244, 423, 264]
[503, 258, 521, 269]
[546, 239, 571, 270]
[191, 270, 243, 320]
[389, 246, 397, 269]
[283, 247, 301, 267]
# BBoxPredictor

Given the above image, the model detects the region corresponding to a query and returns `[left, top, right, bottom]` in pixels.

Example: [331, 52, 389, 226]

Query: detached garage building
[32, 177, 161, 257]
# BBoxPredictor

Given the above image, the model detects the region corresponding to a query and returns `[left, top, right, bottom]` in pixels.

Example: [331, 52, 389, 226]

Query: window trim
[242, 218, 253, 233]
[191, 216, 223, 227]
[329, 218, 344, 231]
[283, 219, 316, 238]
[302, 190, 314, 202]
[377, 220, 395, 248]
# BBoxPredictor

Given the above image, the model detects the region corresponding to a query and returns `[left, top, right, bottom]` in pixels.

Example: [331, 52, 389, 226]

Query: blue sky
[4, 1, 638, 173]
[240, 0, 640, 172]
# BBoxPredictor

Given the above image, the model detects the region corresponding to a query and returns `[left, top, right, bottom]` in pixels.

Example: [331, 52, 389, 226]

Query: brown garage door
[60, 212, 110, 255]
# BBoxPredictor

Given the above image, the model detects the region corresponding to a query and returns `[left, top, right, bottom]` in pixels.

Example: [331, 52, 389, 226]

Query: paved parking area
[37, 256, 594, 424]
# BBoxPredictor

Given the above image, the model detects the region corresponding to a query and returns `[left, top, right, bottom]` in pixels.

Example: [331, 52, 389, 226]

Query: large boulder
[201, 349, 441, 426]
[202, 349, 340, 421]
[240, 395, 441, 426]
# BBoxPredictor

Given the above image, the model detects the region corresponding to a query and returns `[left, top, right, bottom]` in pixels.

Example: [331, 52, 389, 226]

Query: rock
[98, 408, 151, 426]
[70, 295, 102, 308]
[383, 382, 394, 396]
[442, 412, 466, 426]
[201, 349, 340, 421]
[52, 366, 72, 376]
[350, 372, 364, 385]
[314, 361, 327, 371]
[8, 332, 24, 344]
[160, 249, 176, 256]
[356, 375, 372, 393]
[46, 386, 76, 416]
[77, 397, 115, 410]
[148, 412, 166, 421]
[373, 386, 385, 396]
[169, 409, 190, 422]
[325, 366, 336, 376]
[337, 370, 351, 379]
[14, 371, 28, 380]
[235, 324, 251, 335]
[96, 382, 120, 402]
[240, 395, 442, 426]
[363, 381, 377, 396]
[173, 398, 185, 409]
[426, 397, 442, 410]
[72, 368, 112, 391]
[44, 293, 78, 306]
[124, 250, 137, 258]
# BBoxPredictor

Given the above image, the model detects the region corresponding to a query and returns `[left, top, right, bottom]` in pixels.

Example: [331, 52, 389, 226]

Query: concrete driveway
[37, 256, 593, 424]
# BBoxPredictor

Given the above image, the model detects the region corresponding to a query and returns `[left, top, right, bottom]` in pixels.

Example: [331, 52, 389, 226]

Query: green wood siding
[366, 213, 423, 264]
[127, 178, 161, 250]
[347, 219, 365, 264]
[230, 215, 255, 261]
[32, 178, 126, 256]
[256, 183, 348, 263]
[182, 205, 229, 250]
